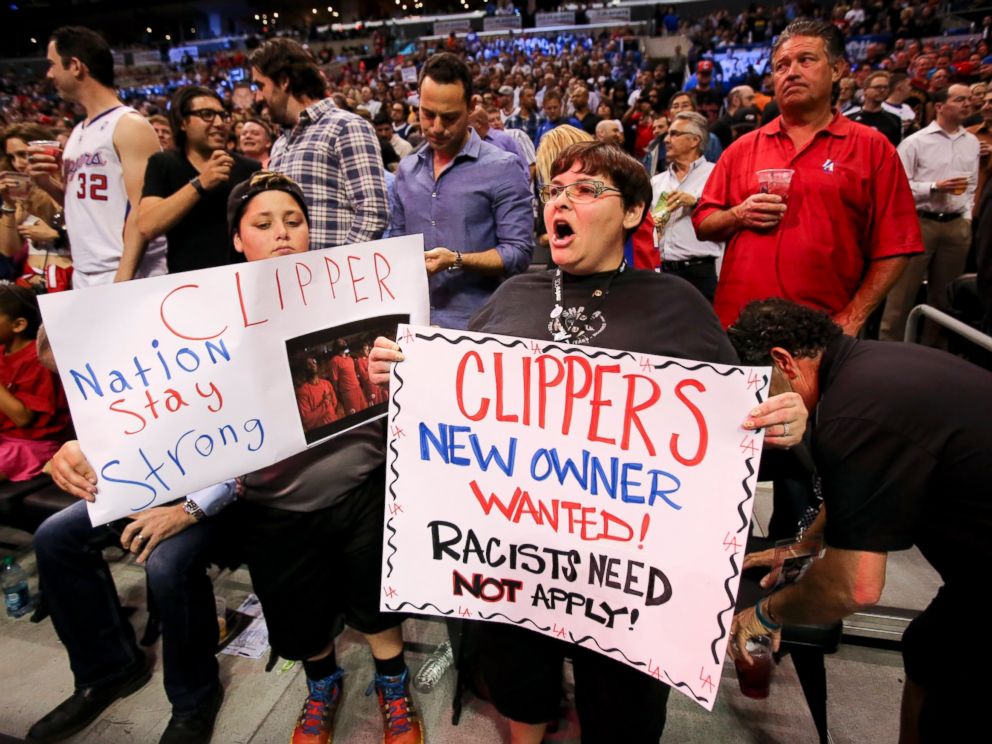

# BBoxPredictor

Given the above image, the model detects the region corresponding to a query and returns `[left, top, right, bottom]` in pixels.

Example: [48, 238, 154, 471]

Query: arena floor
[0, 485, 938, 744]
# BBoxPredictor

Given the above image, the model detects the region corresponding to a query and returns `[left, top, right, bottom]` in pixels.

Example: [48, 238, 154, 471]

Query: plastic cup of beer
[1, 171, 31, 201]
[951, 173, 970, 196]
[735, 634, 773, 699]
[757, 169, 795, 202]
[28, 139, 62, 165]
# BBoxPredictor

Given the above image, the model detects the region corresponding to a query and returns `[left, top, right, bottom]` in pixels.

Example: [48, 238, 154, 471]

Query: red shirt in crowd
[330, 355, 367, 415]
[295, 377, 341, 430]
[693, 112, 924, 328]
[0, 341, 70, 441]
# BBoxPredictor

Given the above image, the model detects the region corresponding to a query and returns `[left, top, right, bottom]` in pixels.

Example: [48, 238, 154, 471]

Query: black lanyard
[550, 259, 626, 343]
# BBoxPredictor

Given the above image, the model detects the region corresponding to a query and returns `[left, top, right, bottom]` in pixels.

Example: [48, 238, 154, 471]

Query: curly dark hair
[728, 299, 842, 366]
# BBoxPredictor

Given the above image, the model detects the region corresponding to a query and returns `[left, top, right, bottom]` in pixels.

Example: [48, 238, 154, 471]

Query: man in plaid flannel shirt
[250, 38, 388, 249]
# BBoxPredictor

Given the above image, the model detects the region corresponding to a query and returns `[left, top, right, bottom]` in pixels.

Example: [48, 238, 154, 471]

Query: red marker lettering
[347, 255, 368, 303]
[236, 271, 268, 328]
[671, 379, 708, 466]
[456, 351, 488, 420]
[159, 284, 226, 340]
[588, 364, 620, 445]
[295, 263, 312, 305]
[374, 252, 395, 300]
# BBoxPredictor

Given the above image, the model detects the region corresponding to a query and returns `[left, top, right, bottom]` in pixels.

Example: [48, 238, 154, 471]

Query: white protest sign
[382, 325, 769, 710]
[400, 65, 419, 84]
[39, 236, 429, 525]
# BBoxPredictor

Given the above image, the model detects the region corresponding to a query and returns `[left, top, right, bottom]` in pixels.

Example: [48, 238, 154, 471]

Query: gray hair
[771, 19, 846, 64]
[672, 111, 709, 154]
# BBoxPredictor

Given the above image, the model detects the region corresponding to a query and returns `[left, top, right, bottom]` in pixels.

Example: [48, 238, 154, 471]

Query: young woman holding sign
[43, 172, 423, 744]
[370, 142, 807, 744]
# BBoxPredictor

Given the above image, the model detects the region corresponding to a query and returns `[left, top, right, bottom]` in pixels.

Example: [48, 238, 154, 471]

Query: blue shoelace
[300, 669, 343, 735]
[367, 671, 413, 735]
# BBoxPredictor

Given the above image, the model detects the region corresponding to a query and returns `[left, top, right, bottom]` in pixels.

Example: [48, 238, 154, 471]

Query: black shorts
[903, 585, 989, 740]
[477, 622, 670, 743]
[227, 464, 401, 660]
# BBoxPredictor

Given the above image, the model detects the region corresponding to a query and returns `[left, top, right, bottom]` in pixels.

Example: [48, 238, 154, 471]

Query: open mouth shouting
[550, 216, 576, 249]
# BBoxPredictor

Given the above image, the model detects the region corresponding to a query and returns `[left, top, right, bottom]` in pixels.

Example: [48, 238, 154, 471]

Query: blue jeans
[33, 500, 220, 713]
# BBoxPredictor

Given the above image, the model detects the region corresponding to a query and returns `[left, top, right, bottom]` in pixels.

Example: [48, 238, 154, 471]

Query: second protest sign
[382, 325, 769, 709]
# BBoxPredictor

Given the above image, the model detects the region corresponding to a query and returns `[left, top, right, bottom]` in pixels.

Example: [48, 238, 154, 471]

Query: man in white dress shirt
[650, 111, 723, 302]
[879, 83, 980, 343]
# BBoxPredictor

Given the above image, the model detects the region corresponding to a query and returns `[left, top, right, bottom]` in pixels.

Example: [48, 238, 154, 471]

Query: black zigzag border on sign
[710, 456, 757, 665]
[475, 611, 552, 633]
[568, 633, 645, 667]
[753, 372, 769, 404]
[414, 331, 530, 351]
[653, 360, 745, 377]
[385, 601, 455, 616]
[384, 353, 407, 579]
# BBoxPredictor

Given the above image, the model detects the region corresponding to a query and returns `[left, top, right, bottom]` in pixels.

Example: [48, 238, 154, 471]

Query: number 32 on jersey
[75, 172, 108, 201]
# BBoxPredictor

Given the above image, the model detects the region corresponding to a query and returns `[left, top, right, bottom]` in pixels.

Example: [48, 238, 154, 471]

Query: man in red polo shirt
[694, 19, 923, 333]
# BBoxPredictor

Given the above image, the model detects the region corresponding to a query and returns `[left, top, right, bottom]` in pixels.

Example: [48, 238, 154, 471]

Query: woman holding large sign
[371, 142, 807, 744]
[43, 172, 424, 744]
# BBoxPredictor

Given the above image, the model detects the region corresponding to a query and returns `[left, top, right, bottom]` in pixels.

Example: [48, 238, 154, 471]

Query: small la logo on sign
[822, 159, 835, 173]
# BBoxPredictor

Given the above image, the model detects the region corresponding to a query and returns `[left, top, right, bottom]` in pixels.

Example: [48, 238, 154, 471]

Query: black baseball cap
[226, 171, 311, 242]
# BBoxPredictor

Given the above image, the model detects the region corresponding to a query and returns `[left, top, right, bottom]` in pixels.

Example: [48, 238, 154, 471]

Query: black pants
[226, 464, 402, 660]
[661, 261, 717, 303]
[478, 622, 670, 743]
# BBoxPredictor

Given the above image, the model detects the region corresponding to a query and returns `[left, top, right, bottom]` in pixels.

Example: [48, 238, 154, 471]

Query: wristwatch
[182, 500, 206, 522]
[189, 176, 207, 197]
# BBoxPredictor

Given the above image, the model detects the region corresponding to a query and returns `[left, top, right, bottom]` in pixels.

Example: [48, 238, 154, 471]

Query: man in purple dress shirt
[389, 52, 533, 331]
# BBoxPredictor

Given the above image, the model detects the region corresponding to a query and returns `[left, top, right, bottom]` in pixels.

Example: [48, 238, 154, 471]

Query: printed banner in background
[382, 325, 769, 709]
[39, 236, 429, 525]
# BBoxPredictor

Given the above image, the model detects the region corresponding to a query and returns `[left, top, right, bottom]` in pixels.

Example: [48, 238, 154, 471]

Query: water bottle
[2, 556, 33, 618]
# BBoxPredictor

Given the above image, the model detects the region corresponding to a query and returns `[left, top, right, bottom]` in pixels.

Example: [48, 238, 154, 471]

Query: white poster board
[382, 325, 769, 709]
[39, 236, 429, 525]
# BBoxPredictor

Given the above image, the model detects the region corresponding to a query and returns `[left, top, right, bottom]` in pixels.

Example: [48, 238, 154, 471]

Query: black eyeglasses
[185, 108, 232, 123]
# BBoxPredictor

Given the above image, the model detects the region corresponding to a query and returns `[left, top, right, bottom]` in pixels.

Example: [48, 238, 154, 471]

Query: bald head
[469, 106, 490, 137]
[595, 119, 624, 145]
[728, 85, 755, 113]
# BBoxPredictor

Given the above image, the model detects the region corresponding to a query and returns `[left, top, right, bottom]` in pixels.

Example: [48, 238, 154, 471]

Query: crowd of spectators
[2, 2, 992, 743]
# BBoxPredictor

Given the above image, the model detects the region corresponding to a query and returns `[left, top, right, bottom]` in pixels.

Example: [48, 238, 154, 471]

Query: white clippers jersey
[63, 105, 166, 286]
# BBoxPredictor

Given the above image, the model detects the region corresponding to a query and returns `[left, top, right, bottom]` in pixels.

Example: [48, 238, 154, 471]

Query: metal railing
[903, 304, 992, 352]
